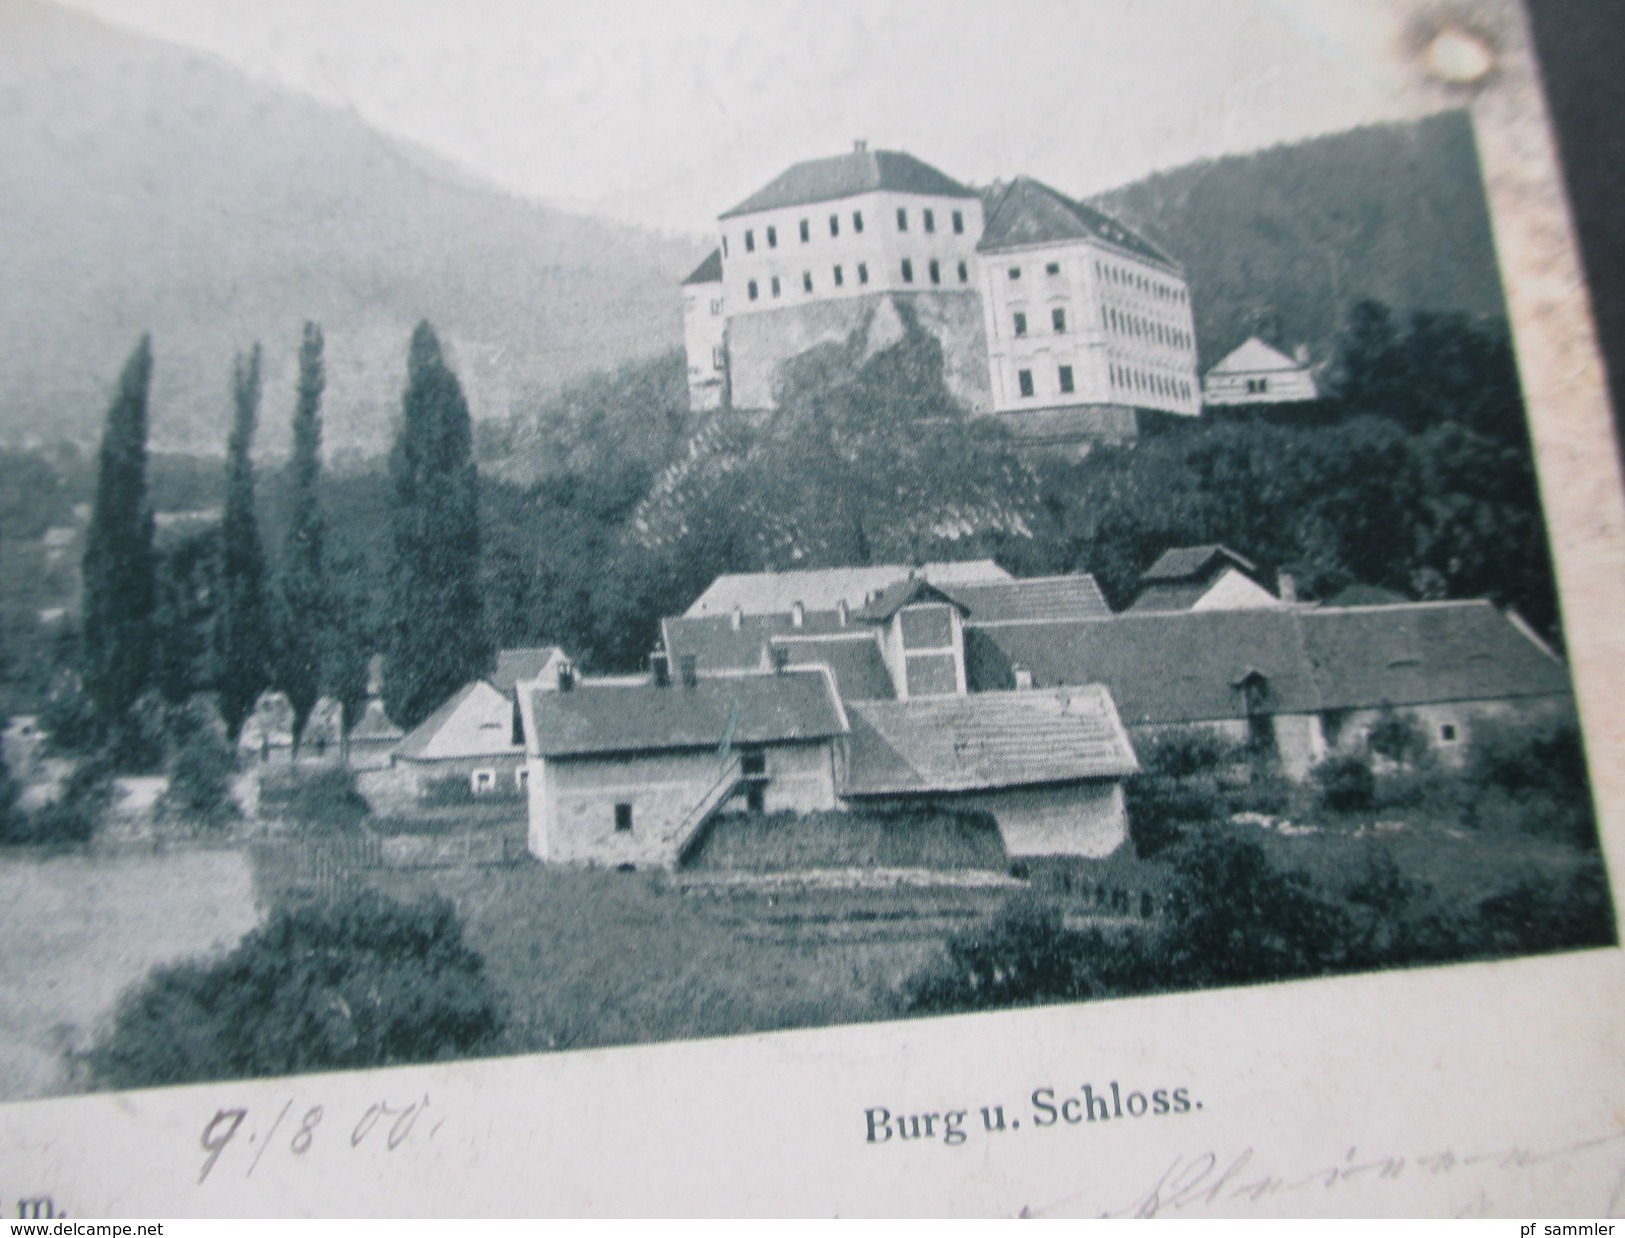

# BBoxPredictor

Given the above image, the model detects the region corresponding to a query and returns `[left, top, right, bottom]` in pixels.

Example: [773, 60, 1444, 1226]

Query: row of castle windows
[1011, 308, 1068, 337]
[1015, 366, 1075, 398]
[730, 206, 968, 257]
[746, 257, 971, 301]
[1106, 306, 1191, 350]
[1110, 363, 1192, 402]
[1097, 261, 1186, 304]
[1005, 262, 1065, 282]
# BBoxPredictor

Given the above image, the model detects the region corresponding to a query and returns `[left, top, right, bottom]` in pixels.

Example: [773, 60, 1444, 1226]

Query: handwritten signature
[1026, 1129, 1625, 1218]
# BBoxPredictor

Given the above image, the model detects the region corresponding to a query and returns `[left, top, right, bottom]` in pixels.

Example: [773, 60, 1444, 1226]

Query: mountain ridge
[0, 0, 703, 456]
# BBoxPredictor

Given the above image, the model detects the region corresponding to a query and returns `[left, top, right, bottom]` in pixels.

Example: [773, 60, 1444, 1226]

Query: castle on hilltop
[681, 143, 1201, 452]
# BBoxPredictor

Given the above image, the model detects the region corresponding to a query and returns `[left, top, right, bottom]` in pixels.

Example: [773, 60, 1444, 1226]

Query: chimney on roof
[1293, 343, 1310, 366]
[837, 599, 849, 627]
[771, 646, 791, 675]
[854, 139, 868, 153]
[730, 606, 743, 631]
[557, 662, 575, 693]
[1012, 664, 1033, 690]
[679, 653, 699, 688]
[791, 600, 805, 628]
[1278, 572, 1298, 604]
[650, 650, 671, 688]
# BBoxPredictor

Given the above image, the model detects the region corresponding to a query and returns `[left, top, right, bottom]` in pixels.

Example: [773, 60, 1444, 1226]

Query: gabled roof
[720, 149, 977, 219]
[843, 687, 1138, 796]
[663, 610, 856, 673]
[976, 602, 1572, 726]
[1206, 337, 1308, 376]
[490, 646, 567, 694]
[853, 578, 968, 623]
[947, 574, 1111, 623]
[774, 635, 897, 701]
[684, 560, 1011, 618]
[395, 680, 519, 762]
[525, 671, 847, 759]
[682, 248, 723, 286]
[348, 698, 404, 744]
[1141, 544, 1259, 584]
[977, 176, 1172, 265]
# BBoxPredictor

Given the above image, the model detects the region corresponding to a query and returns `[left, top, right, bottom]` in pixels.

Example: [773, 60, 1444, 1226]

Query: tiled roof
[1125, 581, 1213, 614]
[773, 635, 897, 701]
[490, 646, 566, 694]
[977, 177, 1172, 265]
[1206, 336, 1308, 376]
[720, 149, 978, 219]
[853, 578, 967, 622]
[947, 574, 1111, 623]
[684, 560, 1010, 617]
[526, 671, 847, 759]
[1299, 601, 1571, 712]
[394, 683, 486, 761]
[682, 248, 723, 285]
[1141, 544, 1258, 583]
[976, 602, 1571, 726]
[347, 698, 404, 744]
[843, 687, 1138, 796]
[663, 611, 854, 673]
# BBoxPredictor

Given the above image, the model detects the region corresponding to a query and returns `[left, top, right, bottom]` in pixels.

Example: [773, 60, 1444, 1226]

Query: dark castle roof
[977, 176, 1172, 265]
[721, 149, 978, 219]
[682, 248, 723, 285]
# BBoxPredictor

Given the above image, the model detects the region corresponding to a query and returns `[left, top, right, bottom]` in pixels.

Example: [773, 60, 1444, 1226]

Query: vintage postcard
[0, 0, 1621, 1218]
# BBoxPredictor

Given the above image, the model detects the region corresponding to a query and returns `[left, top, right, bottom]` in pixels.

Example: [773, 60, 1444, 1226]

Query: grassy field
[0, 846, 261, 1099]
[354, 860, 1005, 1054]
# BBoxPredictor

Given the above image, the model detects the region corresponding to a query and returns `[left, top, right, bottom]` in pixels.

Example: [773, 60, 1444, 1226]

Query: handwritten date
[198, 1093, 439, 1184]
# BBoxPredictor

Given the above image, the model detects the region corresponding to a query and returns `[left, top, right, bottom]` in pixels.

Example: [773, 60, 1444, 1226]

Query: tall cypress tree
[276, 322, 329, 730]
[81, 336, 157, 755]
[216, 344, 271, 737]
[382, 322, 489, 730]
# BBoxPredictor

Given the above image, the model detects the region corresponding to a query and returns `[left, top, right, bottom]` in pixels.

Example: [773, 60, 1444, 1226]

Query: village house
[1202, 336, 1320, 406]
[682, 145, 1200, 453]
[663, 556, 1574, 783]
[978, 600, 1574, 779]
[1126, 544, 1291, 613]
[388, 646, 572, 801]
[516, 660, 849, 868]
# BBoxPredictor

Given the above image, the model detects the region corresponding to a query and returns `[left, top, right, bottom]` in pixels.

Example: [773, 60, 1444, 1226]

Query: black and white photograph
[0, 0, 1622, 1218]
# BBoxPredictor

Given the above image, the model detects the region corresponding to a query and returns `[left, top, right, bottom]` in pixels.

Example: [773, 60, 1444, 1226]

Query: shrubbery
[86, 890, 505, 1088]
[2, 753, 113, 846]
[1313, 754, 1376, 813]
[276, 768, 372, 833]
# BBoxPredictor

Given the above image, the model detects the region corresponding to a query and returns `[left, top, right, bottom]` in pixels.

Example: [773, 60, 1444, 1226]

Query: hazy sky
[55, 0, 1449, 236]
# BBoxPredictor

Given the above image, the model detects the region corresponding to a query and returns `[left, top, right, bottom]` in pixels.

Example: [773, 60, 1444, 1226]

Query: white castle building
[681, 143, 1200, 451]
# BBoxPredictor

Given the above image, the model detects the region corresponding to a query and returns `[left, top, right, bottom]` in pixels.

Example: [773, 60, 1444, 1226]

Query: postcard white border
[2, 0, 1622, 1219]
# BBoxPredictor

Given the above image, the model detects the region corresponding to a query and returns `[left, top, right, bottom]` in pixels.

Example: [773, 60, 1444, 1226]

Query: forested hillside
[1090, 109, 1506, 369]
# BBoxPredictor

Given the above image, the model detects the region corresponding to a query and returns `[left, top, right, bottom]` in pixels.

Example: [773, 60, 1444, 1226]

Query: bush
[1365, 706, 1429, 768]
[2, 753, 114, 846]
[160, 727, 237, 828]
[1313, 755, 1376, 813]
[86, 891, 505, 1088]
[276, 768, 373, 833]
[1461, 718, 1598, 848]
[903, 898, 1151, 1013]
